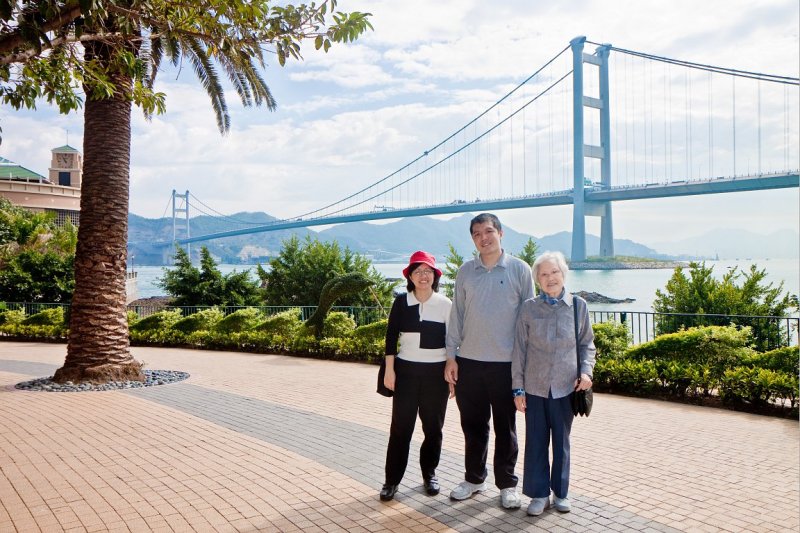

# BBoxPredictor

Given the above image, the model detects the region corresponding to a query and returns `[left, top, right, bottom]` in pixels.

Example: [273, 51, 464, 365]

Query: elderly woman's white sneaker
[526, 496, 550, 516]
[553, 495, 571, 512]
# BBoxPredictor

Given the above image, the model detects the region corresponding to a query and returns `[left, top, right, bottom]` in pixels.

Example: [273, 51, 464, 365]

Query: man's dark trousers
[454, 356, 518, 489]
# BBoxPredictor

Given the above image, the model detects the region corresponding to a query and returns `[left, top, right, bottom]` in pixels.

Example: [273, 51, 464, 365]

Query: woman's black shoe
[423, 477, 440, 496]
[380, 484, 398, 501]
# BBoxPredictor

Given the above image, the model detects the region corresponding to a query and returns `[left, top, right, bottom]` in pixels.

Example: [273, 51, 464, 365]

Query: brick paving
[0, 341, 797, 532]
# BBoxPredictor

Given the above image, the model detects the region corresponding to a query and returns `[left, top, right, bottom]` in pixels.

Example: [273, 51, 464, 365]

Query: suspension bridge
[146, 36, 799, 261]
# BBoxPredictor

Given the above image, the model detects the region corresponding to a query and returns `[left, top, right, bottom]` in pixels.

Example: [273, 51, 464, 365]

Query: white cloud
[2, 0, 798, 247]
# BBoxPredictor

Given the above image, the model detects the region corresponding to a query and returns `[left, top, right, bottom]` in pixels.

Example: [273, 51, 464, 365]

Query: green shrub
[214, 307, 263, 334]
[747, 346, 799, 375]
[322, 311, 356, 338]
[127, 310, 139, 326]
[353, 319, 388, 343]
[21, 307, 65, 326]
[0, 322, 66, 338]
[129, 309, 183, 332]
[719, 367, 782, 408]
[172, 307, 224, 334]
[594, 358, 659, 394]
[592, 321, 630, 359]
[257, 308, 303, 336]
[626, 325, 754, 373]
[0, 308, 25, 326]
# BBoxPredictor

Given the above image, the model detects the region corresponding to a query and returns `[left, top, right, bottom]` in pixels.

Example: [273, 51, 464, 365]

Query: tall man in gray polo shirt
[445, 213, 534, 509]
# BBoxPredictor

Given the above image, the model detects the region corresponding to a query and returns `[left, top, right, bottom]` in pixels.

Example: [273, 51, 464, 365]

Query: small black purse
[377, 358, 393, 397]
[571, 298, 593, 417]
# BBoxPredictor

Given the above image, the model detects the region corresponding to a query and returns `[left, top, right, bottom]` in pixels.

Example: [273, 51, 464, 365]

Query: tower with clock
[48, 145, 83, 188]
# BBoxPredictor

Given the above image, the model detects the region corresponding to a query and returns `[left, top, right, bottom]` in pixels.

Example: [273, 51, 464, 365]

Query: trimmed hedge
[2, 305, 796, 417]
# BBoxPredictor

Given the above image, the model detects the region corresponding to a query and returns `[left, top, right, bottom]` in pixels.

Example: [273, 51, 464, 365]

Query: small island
[569, 255, 685, 270]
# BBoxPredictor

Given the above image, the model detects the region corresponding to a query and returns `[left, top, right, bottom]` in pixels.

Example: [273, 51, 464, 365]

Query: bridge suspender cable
[594, 43, 800, 85]
[286, 45, 572, 222]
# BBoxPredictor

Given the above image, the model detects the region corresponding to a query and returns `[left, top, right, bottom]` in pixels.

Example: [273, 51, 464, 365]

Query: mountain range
[127, 211, 798, 265]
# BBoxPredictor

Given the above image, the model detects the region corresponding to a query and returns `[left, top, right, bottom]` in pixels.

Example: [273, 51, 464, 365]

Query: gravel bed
[15, 369, 190, 392]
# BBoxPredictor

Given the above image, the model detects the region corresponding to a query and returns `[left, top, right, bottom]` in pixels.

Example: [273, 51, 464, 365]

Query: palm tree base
[53, 361, 144, 384]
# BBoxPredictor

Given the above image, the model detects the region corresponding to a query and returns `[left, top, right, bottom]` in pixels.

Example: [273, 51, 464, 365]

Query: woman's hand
[514, 395, 526, 413]
[448, 383, 456, 399]
[384, 367, 396, 392]
[574, 373, 592, 391]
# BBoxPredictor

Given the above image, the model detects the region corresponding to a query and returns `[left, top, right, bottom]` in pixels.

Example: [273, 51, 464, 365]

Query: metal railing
[588, 310, 799, 350]
[3, 302, 797, 349]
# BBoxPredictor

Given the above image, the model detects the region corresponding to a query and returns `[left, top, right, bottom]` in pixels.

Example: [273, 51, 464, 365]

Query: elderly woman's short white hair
[532, 251, 569, 284]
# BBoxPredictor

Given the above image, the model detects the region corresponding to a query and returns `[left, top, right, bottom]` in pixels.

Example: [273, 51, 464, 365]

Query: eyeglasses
[412, 269, 435, 277]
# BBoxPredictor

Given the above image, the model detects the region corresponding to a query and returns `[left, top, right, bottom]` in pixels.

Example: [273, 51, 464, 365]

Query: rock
[575, 290, 636, 304]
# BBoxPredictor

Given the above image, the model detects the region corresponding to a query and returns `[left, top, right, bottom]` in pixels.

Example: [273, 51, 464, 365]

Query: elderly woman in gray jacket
[511, 251, 596, 517]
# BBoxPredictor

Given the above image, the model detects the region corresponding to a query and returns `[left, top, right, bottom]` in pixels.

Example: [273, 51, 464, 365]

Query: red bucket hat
[402, 250, 442, 278]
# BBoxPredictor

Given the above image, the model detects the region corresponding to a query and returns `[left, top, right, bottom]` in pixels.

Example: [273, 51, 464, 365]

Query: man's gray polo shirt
[446, 251, 534, 363]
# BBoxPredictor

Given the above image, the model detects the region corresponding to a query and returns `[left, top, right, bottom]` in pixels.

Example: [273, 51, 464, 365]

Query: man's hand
[444, 358, 459, 385]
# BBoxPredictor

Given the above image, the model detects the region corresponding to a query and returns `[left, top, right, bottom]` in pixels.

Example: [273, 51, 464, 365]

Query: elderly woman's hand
[574, 373, 592, 391]
[513, 395, 526, 413]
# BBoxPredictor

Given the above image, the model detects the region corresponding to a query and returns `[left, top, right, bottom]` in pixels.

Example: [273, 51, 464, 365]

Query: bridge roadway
[1, 341, 798, 532]
[155, 171, 798, 247]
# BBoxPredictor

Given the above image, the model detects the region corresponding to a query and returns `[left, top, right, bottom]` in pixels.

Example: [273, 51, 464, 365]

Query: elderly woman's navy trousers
[522, 391, 574, 499]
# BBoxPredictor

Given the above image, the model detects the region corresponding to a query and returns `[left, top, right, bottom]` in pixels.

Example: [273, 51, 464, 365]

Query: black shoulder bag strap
[573, 296, 580, 382]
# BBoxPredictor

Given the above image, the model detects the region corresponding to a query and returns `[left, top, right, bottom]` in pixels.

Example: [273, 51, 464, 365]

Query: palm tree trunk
[53, 38, 143, 384]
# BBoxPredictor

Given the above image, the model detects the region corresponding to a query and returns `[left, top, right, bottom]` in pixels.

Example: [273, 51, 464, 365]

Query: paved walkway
[0, 342, 797, 533]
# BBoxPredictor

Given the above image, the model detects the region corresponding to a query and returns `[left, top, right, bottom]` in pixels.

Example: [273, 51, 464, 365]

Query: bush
[718, 367, 789, 408]
[129, 309, 183, 332]
[214, 307, 263, 334]
[257, 308, 303, 336]
[747, 346, 799, 375]
[322, 311, 356, 338]
[592, 321, 630, 359]
[594, 358, 659, 395]
[0, 308, 25, 326]
[626, 325, 754, 373]
[127, 310, 139, 326]
[21, 307, 65, 326]
[172, 307, 224, 334]
[353, 319, 388, 343]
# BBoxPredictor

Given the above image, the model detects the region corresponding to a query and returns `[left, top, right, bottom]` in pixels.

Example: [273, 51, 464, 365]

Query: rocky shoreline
[569, 260, 683, 270]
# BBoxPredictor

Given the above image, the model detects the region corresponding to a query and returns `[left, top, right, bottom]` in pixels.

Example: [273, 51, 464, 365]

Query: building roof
[51, 145, 79, 153]
[0, 157, 48, 182]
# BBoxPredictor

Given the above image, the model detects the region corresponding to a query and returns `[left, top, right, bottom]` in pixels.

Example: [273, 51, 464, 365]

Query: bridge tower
[172, 189, 191, 257]
[570, 36, 614, 261]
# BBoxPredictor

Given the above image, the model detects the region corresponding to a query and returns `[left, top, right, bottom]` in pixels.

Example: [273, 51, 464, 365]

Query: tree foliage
[653, 261, 796, 350]
[442, 243, 464, 299]
[0, 198, 76, 302]
[0, 0, 373, 133]
[259, 235, 395, 308]
[158, 245, 260, 306]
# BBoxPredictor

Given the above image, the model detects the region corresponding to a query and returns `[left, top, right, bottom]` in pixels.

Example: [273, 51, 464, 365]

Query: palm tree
[0, 1, 372, 383]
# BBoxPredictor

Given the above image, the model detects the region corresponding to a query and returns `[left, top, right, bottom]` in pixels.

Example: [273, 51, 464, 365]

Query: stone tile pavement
[0, 341, 797, 532]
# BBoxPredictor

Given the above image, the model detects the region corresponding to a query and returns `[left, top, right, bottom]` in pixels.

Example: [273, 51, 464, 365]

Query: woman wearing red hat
[380, 250, 453, 502]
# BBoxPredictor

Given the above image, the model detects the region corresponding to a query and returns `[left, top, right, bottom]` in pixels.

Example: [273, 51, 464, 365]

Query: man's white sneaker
[526, 496, 551, 516]
[553, 494, 571, 512]
[500, 488, 521, 509]
[449, 481, 487, 501]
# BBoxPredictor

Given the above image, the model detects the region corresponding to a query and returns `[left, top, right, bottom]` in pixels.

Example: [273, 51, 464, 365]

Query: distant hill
[652, 228, 799, 259]
[129, 211, 676, 265]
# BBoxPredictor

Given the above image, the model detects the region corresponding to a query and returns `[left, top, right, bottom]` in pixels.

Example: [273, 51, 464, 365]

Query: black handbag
[377, 358, 393, 397]
[571, 298, 593, 417]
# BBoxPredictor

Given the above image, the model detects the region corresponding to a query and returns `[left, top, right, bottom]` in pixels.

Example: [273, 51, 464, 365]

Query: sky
[2, 0, 798, 247]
